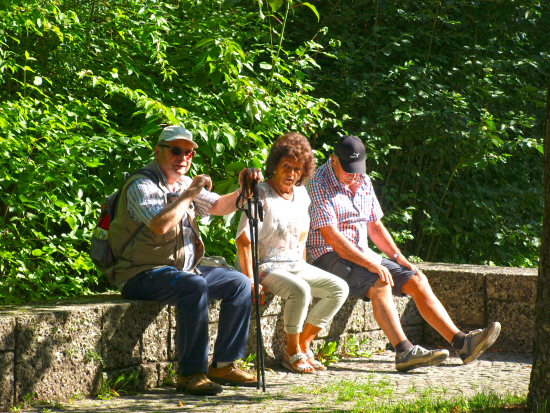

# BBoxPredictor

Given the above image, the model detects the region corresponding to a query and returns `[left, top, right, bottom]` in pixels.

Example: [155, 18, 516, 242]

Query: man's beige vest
[107, 161, 205, 285]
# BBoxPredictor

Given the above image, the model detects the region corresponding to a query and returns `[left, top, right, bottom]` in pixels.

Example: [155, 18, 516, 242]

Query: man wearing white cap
[307, 135, 501, 372]
[108, 125, 262, 395]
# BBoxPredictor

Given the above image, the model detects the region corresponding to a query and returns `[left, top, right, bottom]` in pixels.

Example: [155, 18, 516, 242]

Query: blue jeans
[121, 265, 251, 376]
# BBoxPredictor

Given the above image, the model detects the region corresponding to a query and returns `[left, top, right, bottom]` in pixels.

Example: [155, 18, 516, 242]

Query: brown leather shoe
[207, 362, 258, 387]
[176, 373, 223, 395]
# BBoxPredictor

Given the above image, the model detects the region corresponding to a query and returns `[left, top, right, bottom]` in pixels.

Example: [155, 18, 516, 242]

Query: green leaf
[226, 161, 246, 174]
[196, 38, 215, 48]
[66, 216, 77, 230]
[32, 249, 44, 257]
[268, 0, 283, 11]
[142, 122, 161, 137]
[297, 2, 319, 21]
[222, 131, 237, 148]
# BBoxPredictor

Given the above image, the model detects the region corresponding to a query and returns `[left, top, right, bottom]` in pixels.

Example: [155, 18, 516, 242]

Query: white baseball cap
[158, 126, 198, 148]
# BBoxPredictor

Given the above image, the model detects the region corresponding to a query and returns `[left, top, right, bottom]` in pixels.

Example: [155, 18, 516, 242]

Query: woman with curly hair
[236, 132, 349, 374]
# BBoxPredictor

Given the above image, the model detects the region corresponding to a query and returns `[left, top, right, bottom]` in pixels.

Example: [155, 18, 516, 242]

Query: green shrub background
[0, 0, 548, 304]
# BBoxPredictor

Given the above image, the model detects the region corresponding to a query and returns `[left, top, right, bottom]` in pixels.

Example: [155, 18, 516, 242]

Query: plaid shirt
[126, 162, 220, 272]
[306, 158, 383, 264]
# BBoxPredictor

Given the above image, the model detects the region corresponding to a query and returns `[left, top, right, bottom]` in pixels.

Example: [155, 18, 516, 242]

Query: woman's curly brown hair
[265, 132, 316, 186]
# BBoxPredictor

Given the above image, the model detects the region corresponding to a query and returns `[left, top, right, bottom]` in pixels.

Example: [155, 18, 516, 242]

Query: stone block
[208, 322, 219, 355]
[208, 300, 221, 323]
[102, 301, 164, 369]
[141, 307, 169, 363]
[0, 316, 16, 351]
[402, 324, 423, 345]
[487, 273, 537, 303]
[396, 297, 422, 326]
[257, 293, 284, 317]
[0, 352, 14, 411]
[15, 307, 102, 404]
[140, 363, 160, 390]
[487, 301, 534, 352]
[246, 315, 285, 367]
[421, 267, 485, 327]
[422, 324, 450, 349]
[168, 328, 177, 361]
[318, 297, 365, 338]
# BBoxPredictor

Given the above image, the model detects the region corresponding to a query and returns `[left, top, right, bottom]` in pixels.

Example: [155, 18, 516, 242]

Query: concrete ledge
[0, 262, 537, 409]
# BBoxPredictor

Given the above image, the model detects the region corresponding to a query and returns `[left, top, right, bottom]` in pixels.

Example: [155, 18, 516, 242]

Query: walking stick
[236, 174, 266, 391]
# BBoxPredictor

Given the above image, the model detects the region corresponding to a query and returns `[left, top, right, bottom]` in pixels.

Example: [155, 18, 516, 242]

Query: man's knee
[366, 279, 392, 302]
[222, 270, 252, 302]
[402, 271, 432, 298]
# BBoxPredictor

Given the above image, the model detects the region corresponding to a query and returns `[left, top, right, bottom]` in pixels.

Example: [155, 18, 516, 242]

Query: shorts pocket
[332, 261, 352, 279]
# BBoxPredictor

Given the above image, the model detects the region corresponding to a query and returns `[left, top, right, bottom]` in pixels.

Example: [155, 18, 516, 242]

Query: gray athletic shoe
[395, 345, 449, 372]
[456, 321, 501, 365]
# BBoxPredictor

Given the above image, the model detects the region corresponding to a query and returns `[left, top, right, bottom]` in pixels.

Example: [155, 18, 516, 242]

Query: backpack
[90, 168, 160, 273]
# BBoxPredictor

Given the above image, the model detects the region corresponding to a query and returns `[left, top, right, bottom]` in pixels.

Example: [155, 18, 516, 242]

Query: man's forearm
[367, 220, 400, 258]
[208, 189, 240, 216]
[319, 226, 382, 272]
[149, 187, 200, 235]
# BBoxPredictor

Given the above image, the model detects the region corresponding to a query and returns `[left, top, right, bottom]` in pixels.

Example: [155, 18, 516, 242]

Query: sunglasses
[159, 144, 196, 158]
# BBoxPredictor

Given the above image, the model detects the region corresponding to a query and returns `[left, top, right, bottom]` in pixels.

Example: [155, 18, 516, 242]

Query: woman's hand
[251, 282, 269, 305]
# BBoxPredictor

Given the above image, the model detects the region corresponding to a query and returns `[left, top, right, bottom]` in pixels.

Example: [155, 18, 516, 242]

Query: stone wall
[419, 263, 537, 352]
[0, 263, 537, 409]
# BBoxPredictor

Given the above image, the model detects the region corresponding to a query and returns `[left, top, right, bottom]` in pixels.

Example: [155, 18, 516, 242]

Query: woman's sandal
[281, 352, 315, 374]
[305, 349, 327, 371]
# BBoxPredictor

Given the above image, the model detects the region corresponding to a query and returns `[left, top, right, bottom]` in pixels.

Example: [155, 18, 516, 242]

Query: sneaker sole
[208, 376, 259, 387]
[176, 383, 223, 395]
[462, 322, 501, 365]
[396, 350, 449, 372]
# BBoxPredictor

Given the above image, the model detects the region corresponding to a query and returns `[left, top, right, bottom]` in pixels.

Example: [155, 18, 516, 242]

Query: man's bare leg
[366, 279, 408, 347]
[367, 276, 449, 372]
[401, 271, 459, 343]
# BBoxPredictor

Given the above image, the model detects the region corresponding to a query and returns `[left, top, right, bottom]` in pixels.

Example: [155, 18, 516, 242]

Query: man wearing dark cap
[307, 135, 501, 372]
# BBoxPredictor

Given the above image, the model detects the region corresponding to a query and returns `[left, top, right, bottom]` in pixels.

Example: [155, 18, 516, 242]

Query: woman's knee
[287, 281, 311, 308]
[332, 278, 350, 301]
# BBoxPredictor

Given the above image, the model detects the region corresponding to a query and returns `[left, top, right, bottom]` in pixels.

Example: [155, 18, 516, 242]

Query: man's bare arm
[319, 225, 394, 286]
[208, 167, 262, 216]
[149, 175, 210, 235]
[367, 220, 417, 271]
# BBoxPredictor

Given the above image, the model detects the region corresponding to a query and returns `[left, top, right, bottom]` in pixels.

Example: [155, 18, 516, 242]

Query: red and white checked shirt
[306, 158, 384, 264]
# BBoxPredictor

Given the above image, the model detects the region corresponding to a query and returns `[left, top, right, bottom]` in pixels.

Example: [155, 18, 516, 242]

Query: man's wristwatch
[392, 252, 402, 262]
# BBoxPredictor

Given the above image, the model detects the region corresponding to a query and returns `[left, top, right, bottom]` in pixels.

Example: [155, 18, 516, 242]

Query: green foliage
[96, 371, 139, 400]
[0, 0, 336, 303]
[288, 0, 549, 267]
[235, 353, 257, 371]
[162, 363, 177, 386]
[315, 340, 340, 366]
[340, 335, 373, 359]
[0, 0, 547, 303]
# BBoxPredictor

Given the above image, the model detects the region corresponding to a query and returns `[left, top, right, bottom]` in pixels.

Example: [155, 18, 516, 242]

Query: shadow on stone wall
[14, 308, 103, 406]
[0, 314, 15, 411]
